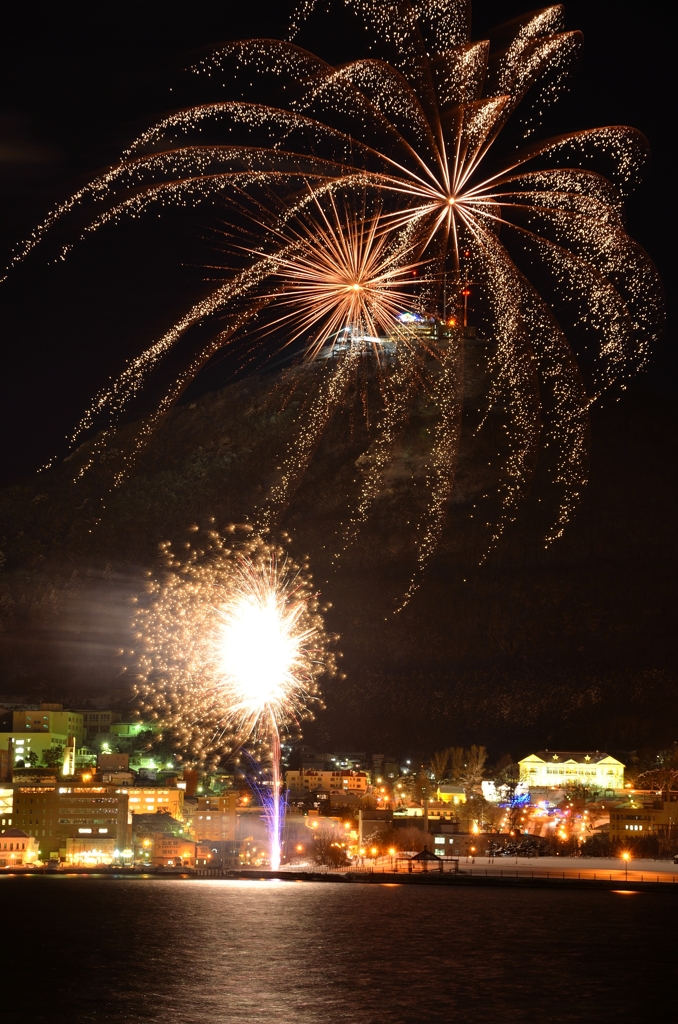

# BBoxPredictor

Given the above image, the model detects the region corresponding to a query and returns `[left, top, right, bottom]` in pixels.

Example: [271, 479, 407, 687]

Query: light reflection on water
[2, 877, 674, 1023]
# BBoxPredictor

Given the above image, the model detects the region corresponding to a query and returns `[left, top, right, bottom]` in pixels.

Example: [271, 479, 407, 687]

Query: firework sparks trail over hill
[4, 2, 663, 585]
[134, 528, 336, 869]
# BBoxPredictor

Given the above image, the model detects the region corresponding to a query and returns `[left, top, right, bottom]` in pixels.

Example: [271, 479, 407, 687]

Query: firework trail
[133, 527, 337, 868]
[4, 1, 663, 587]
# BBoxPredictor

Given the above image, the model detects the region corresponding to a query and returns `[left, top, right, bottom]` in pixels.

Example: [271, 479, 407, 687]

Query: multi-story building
[370, 754, 399, 781]
[153, 835, 197, 867]
[518, 751, 625, 792]
[77, 710, 121, 741]
[191, 794, 237, 841]
[285, 769, 369, 799]
[115, 785, 184, 820]
[0, 828, 39, 866]
[12, 784, 130, 861]
[3, 704, 84, 746]
[2, 734, 69, 770]
[610, 793, 678, 839]
[0, 704, 86, 773]
[0, 787, 12, 828]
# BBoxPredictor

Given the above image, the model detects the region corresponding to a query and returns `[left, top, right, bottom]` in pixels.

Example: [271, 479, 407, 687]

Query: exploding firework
[4, 2, 663, 584]
[133, 527, 337, 868]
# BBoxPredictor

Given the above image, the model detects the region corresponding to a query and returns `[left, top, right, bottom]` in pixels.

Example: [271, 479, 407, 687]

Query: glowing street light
[622, 851, 631, 881]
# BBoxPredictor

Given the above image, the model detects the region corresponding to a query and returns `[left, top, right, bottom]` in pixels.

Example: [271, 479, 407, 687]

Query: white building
[519, 751, 625, 792]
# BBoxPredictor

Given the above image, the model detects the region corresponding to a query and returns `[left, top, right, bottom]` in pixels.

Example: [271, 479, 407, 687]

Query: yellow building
[116, 786, 184, 820]
[437, 786, 467, 805]
[8, 705, 84, 745]
[285, 769, 369, 797]
[0, 828, 39, 866]
[610, 794, 678, 839]
[2, 733, 69, 769]
[519, 751, 625, 791]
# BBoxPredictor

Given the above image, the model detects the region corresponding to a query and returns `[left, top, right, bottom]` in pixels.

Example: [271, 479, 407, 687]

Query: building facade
[190, 794, 237, 841]
[0, 828, 39, 866]
[2, 705, 84, 745]
[285, 769, 369, 798]
[78, 710, 122, 741]
[115, 786, 184, 820]
[12, 784, 130, 861]
[610, 794, 678, 839]
[153, 835, 197, 867]
[518, 751, 625, 791]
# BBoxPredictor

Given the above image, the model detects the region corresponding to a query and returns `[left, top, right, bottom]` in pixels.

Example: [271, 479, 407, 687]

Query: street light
[622, 851, 631, 881]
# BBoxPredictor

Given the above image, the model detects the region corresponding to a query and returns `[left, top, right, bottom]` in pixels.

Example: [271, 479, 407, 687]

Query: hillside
[0, 363, 676, 759]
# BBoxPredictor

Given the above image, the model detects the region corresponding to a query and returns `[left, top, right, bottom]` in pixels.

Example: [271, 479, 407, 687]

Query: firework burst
[133, 527, 336, 865]
[3, 1, 663, 590]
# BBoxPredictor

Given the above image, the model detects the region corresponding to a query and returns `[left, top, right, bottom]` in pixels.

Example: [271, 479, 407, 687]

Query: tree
[41, 743, 64, 768]
[372, 826, 430, 854]
[460, 795, 499, 833]
[563, 781, 601, 815]
[399, 765, 435, 804]
[636, 745, 678, 798]
[429, 749, 449, 785]
[312, 832, 349, 867]
[458, 745, 487, 791]
[449, 747, 465, 784]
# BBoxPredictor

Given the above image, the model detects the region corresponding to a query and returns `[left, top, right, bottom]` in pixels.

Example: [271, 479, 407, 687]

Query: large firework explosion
[134, 527, 335, 761]
[133, 526, 335, 865]
[4, 1, 663, 586]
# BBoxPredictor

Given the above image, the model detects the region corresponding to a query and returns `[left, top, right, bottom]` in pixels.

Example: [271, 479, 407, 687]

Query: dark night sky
[0, 0, 674, 483]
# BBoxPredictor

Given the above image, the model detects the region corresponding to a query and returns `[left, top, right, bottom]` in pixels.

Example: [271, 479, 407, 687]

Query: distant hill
[1, 365, 676, 760]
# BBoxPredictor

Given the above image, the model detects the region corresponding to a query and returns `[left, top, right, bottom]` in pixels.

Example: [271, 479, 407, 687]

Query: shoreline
[3, 865, 678, 892]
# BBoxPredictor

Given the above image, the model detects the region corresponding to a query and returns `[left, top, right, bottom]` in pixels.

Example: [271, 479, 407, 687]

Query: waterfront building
[153, 835, 197, 867]
[65, 837, 117, 866]
[12, 783, 130, 861]
[0, 828, 39, 866]
[518, 751, 625, 792]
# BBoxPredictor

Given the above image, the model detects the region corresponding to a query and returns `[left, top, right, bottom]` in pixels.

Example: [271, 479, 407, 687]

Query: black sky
[0, 0, 674, 483]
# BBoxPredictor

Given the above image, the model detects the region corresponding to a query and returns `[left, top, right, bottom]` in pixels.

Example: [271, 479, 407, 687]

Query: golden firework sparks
[4, 1, 663, 587]
[134, 528, 338, 868]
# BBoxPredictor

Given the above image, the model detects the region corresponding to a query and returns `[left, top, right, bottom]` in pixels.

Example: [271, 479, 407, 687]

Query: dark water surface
[1, 876, 673, 1023]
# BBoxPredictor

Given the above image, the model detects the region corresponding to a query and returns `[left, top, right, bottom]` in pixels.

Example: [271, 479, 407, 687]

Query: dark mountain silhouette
[0, 363, 676, 761]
